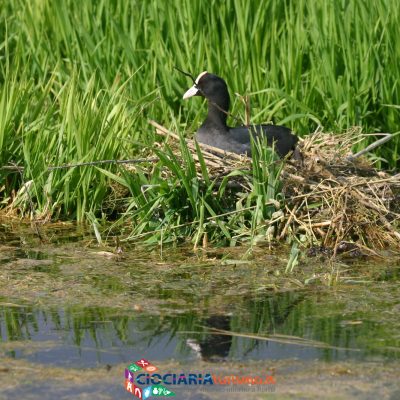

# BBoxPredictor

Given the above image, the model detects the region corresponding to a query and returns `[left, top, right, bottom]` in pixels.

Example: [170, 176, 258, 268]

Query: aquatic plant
[0, 0, 399, 248]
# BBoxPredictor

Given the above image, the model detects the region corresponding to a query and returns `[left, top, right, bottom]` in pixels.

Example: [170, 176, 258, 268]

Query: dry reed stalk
[148, 121, 400, 250]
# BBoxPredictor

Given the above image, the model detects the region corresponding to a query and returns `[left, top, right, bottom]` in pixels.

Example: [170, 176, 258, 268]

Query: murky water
[1, 222, 399, 399]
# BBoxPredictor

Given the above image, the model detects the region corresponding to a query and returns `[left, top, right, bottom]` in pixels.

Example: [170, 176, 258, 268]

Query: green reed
[0, 0, 399, 243]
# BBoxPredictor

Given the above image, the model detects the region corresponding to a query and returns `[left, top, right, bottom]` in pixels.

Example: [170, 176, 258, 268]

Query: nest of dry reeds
[282, 128, 400, 252]
[149, 121, 400, 252]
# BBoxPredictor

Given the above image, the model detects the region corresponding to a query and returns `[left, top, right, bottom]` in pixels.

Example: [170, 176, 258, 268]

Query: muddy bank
[0, 357, 399, 400]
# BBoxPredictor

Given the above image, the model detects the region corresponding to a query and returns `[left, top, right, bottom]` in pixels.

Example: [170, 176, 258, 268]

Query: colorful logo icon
[125, 359, 175, 398]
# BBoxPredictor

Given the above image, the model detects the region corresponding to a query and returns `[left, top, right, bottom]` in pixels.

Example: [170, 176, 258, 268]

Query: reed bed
[1, 0, 399, 248]
[149, 121, 400, 251]
[283, 130, 400, 251]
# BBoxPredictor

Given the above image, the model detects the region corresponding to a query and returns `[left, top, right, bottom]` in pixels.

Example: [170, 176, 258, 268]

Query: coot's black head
[183, 71, 230, 115]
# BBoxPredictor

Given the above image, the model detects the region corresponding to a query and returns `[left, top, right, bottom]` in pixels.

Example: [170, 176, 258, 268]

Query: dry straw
[149, 121, 400, 252]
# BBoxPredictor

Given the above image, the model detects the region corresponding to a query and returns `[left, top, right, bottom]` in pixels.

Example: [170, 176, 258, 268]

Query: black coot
[183, 71, 298, 158]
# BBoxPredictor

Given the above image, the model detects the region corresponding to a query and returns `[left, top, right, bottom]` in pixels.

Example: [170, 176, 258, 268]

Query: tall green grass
[0, 0, 399, 242]
[102, 134, 283, 246]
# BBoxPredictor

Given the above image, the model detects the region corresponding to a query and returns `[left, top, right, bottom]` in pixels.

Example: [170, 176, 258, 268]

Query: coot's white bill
[183, 85, 199, 99]
[183, 71, 209, 99]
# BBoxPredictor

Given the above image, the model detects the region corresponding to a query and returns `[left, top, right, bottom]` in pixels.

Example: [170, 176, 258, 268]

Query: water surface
[1, 222, 399, 399]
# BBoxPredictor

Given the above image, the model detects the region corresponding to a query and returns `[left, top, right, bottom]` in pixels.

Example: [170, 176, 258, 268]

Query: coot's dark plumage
[183, 71, 298, 158]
